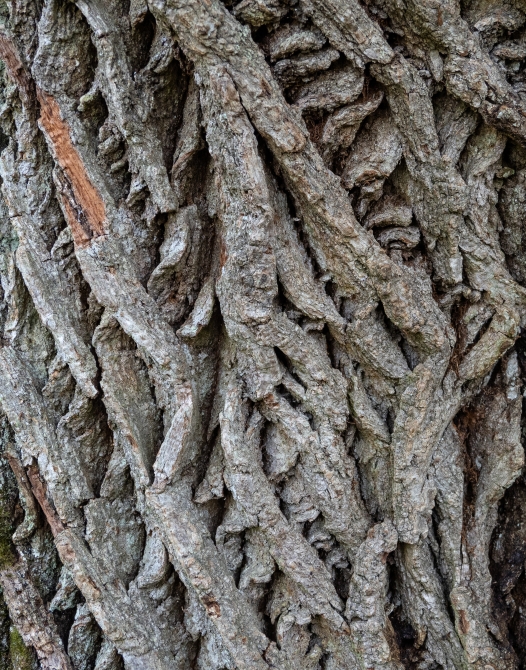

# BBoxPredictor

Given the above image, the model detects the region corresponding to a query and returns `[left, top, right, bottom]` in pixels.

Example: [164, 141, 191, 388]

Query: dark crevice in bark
[2, 0, 526, 666]
[130, 11, 157, 74]
[52, 608, 77, 654]
[388, 604, 420, 669]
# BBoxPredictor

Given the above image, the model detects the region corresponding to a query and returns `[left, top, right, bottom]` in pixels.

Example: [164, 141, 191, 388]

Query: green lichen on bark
[8, 627, 35, 670]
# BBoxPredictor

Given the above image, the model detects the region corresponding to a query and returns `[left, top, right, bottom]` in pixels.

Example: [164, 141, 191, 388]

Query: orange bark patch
[37, 90, 106, 242]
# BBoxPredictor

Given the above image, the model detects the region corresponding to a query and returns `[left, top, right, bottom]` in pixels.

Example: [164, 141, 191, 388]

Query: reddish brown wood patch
[27, 464, 65, 536]
[202, 594, 221, 618]
[0, 33, 35, 105]
[37, 91, 106, 245]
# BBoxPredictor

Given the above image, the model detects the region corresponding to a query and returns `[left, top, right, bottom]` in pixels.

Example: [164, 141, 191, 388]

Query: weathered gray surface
[0, 0, 524, 668]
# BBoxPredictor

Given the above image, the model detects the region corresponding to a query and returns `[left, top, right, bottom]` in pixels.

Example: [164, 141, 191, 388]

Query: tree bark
[0, 0, 525, 667]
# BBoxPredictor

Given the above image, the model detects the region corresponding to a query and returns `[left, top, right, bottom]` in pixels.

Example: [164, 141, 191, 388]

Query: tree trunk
[0, 0, 525, 667]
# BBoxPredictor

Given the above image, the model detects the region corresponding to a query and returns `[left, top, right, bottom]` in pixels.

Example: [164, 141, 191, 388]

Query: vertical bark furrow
[0, 0, 525, 667]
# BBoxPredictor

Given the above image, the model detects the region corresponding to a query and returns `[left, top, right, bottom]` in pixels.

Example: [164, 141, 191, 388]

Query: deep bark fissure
[0, 0, 525, 668]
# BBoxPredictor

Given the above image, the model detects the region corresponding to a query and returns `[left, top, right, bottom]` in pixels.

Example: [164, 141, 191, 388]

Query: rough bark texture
[0, 0, 525, 668]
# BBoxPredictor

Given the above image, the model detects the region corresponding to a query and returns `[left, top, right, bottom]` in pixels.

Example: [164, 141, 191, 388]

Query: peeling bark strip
[0, 562, 73, 670]
[37, 92, 106, 246]
[0, 0, 525, 668]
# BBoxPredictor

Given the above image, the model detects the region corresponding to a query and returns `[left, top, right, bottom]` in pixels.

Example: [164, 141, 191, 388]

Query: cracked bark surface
[0, 0, 525, 668]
